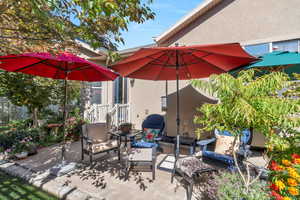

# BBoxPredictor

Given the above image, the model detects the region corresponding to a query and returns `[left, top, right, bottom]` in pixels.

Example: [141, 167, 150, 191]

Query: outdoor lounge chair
[81, 123, 120, 164]
[197, 129, 252, 168]
[131, 114, 165, 149]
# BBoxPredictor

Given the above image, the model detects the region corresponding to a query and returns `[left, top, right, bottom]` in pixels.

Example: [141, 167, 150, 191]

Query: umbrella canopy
[245, 51, 300, 75]
[0, 52, 118, 81]
[111, 43, 257, 80]
[111, 43, 256, 158]
[0, 52, 118, 163]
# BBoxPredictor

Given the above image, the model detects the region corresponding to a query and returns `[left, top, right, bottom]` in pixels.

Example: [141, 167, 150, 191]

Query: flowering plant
[7, 137, 33, 154]
[269, 153, 300, 200]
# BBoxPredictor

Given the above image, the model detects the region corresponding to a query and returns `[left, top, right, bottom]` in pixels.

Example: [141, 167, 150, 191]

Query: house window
[113, 77, 128, 104]
[90, 82, 102, 104]
[244, 43, 269, 56]
[272, 39, 299, 52]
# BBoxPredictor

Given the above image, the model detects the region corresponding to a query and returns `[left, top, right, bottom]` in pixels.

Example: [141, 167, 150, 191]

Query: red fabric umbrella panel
[0, 52, 118, 81]
[111, 43, 257, 80]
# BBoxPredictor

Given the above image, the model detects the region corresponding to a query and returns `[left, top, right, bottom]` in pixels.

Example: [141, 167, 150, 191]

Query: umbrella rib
[154, 50, 173, 80]
[190, 53, 229, 73]
[14, 60, 47, 72]
[125, 51, 169, 77]
[179, 51, 192, 79]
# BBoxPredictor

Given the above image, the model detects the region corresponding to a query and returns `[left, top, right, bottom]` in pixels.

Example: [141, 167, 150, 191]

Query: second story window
[272, 39, 299, 52]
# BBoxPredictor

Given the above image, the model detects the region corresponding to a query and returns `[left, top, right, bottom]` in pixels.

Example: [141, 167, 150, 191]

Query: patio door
[113, 77, 128, 104]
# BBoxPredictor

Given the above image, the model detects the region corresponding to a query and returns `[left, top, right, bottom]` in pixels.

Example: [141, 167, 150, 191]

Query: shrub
[217, 172, 269, 200]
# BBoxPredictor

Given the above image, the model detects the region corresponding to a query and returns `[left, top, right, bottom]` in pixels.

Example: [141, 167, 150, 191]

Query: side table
[126, 148, 156, 180]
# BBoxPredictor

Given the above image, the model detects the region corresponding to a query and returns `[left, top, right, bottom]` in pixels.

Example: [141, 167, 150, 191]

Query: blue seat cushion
[131, 140, 158, 148]
[203, 150, 235, 165]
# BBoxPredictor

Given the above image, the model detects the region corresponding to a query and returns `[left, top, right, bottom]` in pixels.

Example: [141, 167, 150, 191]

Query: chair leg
[81, 149, 84, 161]
[152, 163, 155, 180]
[89, 152, 93, 164]
[188, 183, 193, 200]
[171, 169, 175, 183]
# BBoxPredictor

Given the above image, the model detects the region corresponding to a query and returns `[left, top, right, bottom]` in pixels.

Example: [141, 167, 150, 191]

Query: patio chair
[81, 123, 120, 164]
[171, 129, 251, 200]
[197, 129, 252, 168]
[131, 114, 165, 149]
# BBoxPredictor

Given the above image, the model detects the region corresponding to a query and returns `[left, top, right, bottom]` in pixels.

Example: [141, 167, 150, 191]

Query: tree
[191, 70, 300, 191]
[0, 0, 155, 55]
[0, 71, 81, 127]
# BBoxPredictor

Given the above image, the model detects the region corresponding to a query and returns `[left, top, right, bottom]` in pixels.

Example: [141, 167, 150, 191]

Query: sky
[118, 0, 203, 50]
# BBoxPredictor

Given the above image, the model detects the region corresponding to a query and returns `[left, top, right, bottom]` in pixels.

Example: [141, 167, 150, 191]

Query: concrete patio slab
[1, 141, 267, 200]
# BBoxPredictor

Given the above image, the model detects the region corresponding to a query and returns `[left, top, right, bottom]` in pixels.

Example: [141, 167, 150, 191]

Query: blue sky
[118, 0, 203, 50]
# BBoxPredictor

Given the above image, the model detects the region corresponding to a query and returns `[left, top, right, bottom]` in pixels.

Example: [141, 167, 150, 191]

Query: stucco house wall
[159, 0, 300, 46]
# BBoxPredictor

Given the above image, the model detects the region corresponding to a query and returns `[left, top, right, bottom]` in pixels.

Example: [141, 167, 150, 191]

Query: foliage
[7, 136, 33, 154]
[0, 122, 40, 151]
[65, 115, 86, 141]
[191, 69, 300, 193]
[0, 71, 82, 126]
[191, 70, 300, 151]
[0, 0, 155, 55]
[269, 153, 300, 200]
[217, 172, 269, 200]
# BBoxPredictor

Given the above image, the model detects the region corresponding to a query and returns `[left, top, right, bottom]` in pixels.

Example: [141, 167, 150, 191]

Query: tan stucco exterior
[158, 0, 300, 46]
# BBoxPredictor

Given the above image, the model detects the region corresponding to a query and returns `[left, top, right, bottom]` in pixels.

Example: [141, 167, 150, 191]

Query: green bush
[217, 172, 269, 200]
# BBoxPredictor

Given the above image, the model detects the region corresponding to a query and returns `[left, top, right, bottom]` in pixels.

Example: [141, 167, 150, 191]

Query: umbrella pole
[61, 77, 68, 162]
[175, 49, 180, 159]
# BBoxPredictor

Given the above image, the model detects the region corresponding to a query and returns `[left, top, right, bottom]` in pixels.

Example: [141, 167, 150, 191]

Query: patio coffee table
[126, 148, 156, 180]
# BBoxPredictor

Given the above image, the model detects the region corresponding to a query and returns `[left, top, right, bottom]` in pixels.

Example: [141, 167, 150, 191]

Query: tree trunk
[32, 107, 38, 128]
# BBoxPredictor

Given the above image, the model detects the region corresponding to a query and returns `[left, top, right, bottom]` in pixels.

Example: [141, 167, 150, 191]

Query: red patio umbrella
[0, 52, 118, 170]
[111, 43, 257, 157]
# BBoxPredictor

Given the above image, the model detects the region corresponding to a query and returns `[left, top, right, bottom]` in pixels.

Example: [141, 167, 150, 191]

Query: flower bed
[269, 153, 300, 200]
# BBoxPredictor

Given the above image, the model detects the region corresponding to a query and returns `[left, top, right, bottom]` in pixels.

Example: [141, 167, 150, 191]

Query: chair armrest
[192, 168, 218, 178]
[82, 136, 93, 143]
[196, 138, 216, 147]
[108, 131, 121, 138]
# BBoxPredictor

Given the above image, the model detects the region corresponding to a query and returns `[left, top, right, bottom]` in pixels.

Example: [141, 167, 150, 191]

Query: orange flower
[293, 158, 300, 164]
[271, 190, 283, 200]
[288, 187, 299, 196]
[282, 159, 292, 166]
[269, 160, 285, 171]
[270, 183, 279, 191]
[287, 178, 298, 187]
[292, 154, 300, 164]
[288, 168, 300, 179]
[283, 197, 292, 200]
[275, 180, 286, 191]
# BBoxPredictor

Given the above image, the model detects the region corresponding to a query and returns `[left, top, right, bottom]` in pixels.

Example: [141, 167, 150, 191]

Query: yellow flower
[275, 180, 286, 191]
[288, 168, 300, 179]
[288, 187, 299, 196]
[283, 197, 292, 200]
[282, 159, 292, 166]
[287, 178, 298, 187]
